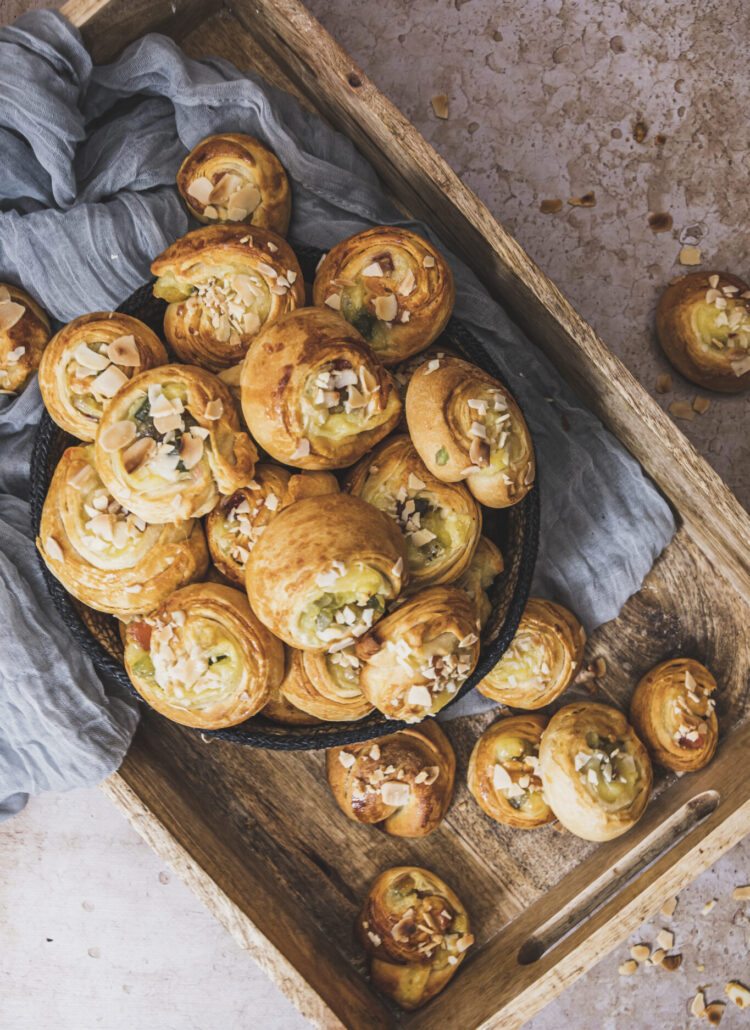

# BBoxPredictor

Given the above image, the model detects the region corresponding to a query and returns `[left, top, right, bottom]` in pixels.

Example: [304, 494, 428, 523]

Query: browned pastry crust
[405, 354, 535, 508]
[0, 282, 51, 395]
[38, 312, 167, 441]
[326, 720, 455, 836]
[355, 866, 473, 1010]
[280, 645, 373, 721]
[355, 585, 480, 723]
[345, 434, 481, 590]
[94, 363, 257, 524]
[312, 226, 455, 366]
[477, 597, 586, 709]
[538, 702, 653, 842]
[241, 307, 402, 469]
[260, 682, 322, 725]
[177, 133, 291, 235]
[151, 225, 304, 371]
[467, 713, 553, 828]
[123, 582, 284, 729]
[246, 493, 408, 651]
[656, 271, 750, 392]
[454, 535, 504, 628]
[37, 444, 209, 620]
[629, 658, 718, 772]
[205, 465, 338, 587]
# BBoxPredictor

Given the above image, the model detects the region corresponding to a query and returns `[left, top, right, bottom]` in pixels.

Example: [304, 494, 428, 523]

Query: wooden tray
[59, 1, 750, 1027]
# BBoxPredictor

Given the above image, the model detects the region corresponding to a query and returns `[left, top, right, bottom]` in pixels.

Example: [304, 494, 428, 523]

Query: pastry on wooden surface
[356, 866, 473, 1009]
[313, 226, 454, 366]
[345, 434, 481, 590]
[123, 582, 284, 729]
[467, 713, 553, 828]
[206, 465, 338, 587]
[355, 585, 480, 723]
[177, 132, 291, 235]
[656, 271, 750, 392]
[405, 354, 534, 507]
[151, 224, 304, 371]
[245, 493, 407, 651]
[0, 282, 51, 395]
[537, 701, 653, 841]
[280, 644, 373, 721]
[477, 597, 585, 709]
[94, 363, 257, 524]
[326, 720, 455, 836]
[454, 535, 504, 629]
[37, 444, 208, 620]
[240, 307, 402, 469]
[629, 657, 718, 772]
[38, 312, 167, 441]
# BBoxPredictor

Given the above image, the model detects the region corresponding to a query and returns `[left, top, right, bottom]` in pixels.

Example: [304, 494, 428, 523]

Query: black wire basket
[29, 244, 539, 749]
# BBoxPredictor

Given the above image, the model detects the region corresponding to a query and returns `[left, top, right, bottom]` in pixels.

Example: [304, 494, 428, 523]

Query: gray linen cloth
[0, 10, 675, 816]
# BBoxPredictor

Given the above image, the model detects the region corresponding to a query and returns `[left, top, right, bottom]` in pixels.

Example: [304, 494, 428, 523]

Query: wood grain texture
[60, 0, 214, 61]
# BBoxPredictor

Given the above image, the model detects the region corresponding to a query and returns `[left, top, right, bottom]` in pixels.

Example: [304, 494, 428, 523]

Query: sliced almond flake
[186, 176, 214, 205]
[338, 750, 356, 768]
[733, 884, 750, 900]
[668, 400, 695, 421]
[423, 359, 440, 376]
[124, 583, 143, 593]
[456, 934, 473, 953]
[407, 685, 432, 708]
[91, 364, 128, 399]
[99, 420, 137, 452]
[204, 399, 223, 420]
[391, 556, 404, 578]
[399, 269, 416, 296]
[492, 763, 512, 790]
[423, 255, 436, 268]
[290, 438, 310, 460]
[0, 300, 26, 332]
[731, 354, 750, 377]
[656, 929, 674, 950]
[410, 528, 436, 547]
[328, 635, 356, 653]
[461, 465, 482, 476]
[618, 960, 638, 976]
[400, 310, 410, 323]
[123, 436, 155, 473]
[656, 373, 672, 394]
[431, 94, 449, 119]
[6, 346, 25, 363]
[726, 982, 750, 1010]
[407, 473, 426, 491]
[691, 991, 707, 1018]
[679, 246, 702, 266]
[705, 1002, 725, 1026]
[381, 781, 410, 806]
[662, 897, 678, 920]
[203, 204, 218, 219]
[650, 948, 665, 965]
[630, 944, 650, 963]
[362, 262, 383, 277]
[374, 294, 398, 322]
[74, 342, 110, 372]
[708, 274, 720, 289]
[469, 421, 487, 440]
[324, 292, 341, 310]
[108, 334, 141, 367]
[207, 173, 238, 205]
[45, 536, 64, 562]
[178, 434, 204, 470]
[228, 184, 261, 221]
[257, 262, 277, 278]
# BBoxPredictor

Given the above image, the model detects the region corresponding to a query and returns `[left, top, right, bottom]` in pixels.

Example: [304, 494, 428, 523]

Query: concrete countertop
[1, 1, 748, 1028]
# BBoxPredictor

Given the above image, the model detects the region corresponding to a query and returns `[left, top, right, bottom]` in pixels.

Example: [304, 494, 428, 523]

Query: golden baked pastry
[38, 312, 167, 441]
[345, 435, 481, 590]
[467, 713, 553, 828]
[406, 354, 535, 508]
[246, 493, 407, 651]
[355, 586, 480, 723]
[393, 342, 459, 407]
[477, 597, 585, 708]
[37, 444, 209, 620]
[454, 535, 504, 628]
[326, 720, 455, 836]
[537, 702, 653, 841]
[656, 272, 750, 392]
[279, 645, 373, 721]
[94, 363, 257, 524]
[123, 582, 283, 729]
[0, 282, 50, 395]
[629, 658, 718, 772]
[151, 225, 304, 372]
[313, 226, 454, 366]
[177, 133, 291, 235]
[260, 682, 322, 725]
[241, 307, 402, 469]
[356, 866, 473, 1010]
[206, 465, 338, 587]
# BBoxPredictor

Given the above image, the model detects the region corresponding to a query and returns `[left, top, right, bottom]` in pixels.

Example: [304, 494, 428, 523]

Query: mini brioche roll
[406, 354, 535, 508]
[246, 493, 408, 651]
[241, 307, 402, 470]
[345, 435, 481, 590]
[37, 444, 208, 620]
[177, 133, 291, 235]
[454, 535, 504, 628]
[280, 645, 373, 721]
[94, 363, 257, 524]
[123, 582, 284, 729]
[38, 312, 167, 440]
[0, 282, 51, 395]
[152, 225, 304, 371]
[313, 226, 455, 366]
[355, 586, 480, 723]
[356, 866, 473, 1010]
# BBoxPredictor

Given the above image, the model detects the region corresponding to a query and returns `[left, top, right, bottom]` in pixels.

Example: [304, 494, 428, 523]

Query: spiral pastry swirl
[280, 645, 373, 721]
[152, 225, 304, 372]
[124, 582, 284, 729]
[0, 282, 51, 395]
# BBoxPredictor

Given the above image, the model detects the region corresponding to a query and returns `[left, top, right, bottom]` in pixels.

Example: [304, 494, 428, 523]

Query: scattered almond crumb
[733, 885, 750, 900]
[619, 959, 638, 976]
[592, 657, 606, 677]
[656, 373, 673, 394]
[661, 897, 678, 918]
[633, 120, 648, 143]
[568, 191, 596, 207]
[691, 990, 707, 1018]
[431, 94, 449, 119]
[657, 929, 674, 950]
[726, 982, 750, 1010]
[661, 954, 682, 972]
[650, 948, 666, 965]
[631, 944, 650, 963]
[697, 965, 705, 972]
[702, 899, 717, 915]
[680, 246, 702, 266]
[693, 396, 711, 414]
[540, 198, 563, 213]
[669, 400, 696, 421]
[649, 212, 673, 232]
[705, 1002, 725, 1026]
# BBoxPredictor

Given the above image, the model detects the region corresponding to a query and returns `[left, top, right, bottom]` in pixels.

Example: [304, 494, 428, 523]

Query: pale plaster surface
[0, 1, 748, 1028]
